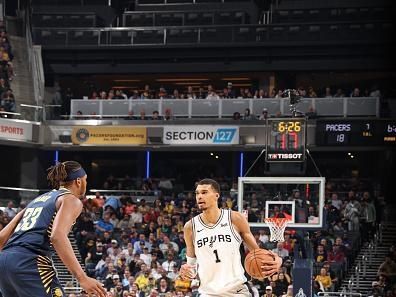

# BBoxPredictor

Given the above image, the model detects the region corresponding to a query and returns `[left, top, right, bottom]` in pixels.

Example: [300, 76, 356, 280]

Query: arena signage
[163, 126, 239, 145]
[0, 118, 33, 142]
[71, 126, 147, 145]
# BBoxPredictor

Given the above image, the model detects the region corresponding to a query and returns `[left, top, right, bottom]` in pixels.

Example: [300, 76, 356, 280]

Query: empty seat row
[32, 0, 108, 5]
[272, 6, 390, 24]
[32, 13, 97, 27]
[136, 0, 243, 4]
[32, 21, 393, 46]
[122, 11, 248, 27]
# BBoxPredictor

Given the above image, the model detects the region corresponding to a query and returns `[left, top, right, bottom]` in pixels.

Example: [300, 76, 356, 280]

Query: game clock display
[316, 120, 396, 146]
[266, 119, 306, 162]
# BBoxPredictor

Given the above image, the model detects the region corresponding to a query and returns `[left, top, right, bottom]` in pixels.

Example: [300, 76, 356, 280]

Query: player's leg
[7, 252, 65, 297]
[0, 252, 22, 297]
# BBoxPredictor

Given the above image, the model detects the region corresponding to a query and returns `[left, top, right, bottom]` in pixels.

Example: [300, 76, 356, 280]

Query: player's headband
[65, 167, 86, 181]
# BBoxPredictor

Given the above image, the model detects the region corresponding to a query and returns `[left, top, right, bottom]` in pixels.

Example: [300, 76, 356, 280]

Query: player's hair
[197, 178, 220, 193]
[47, 161, 83, 189]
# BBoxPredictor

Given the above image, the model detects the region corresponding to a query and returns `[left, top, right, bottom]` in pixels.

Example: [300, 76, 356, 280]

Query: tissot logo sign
[267, 153, 303, 161]
[163, 126, 239, 145]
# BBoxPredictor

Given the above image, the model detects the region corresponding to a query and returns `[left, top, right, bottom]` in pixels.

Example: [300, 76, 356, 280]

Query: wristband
[186, 256, 197, 266]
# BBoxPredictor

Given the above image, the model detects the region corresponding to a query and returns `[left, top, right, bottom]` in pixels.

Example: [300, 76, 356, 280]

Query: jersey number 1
[213, 249, 221, 263]
[15, 207, 43, 232]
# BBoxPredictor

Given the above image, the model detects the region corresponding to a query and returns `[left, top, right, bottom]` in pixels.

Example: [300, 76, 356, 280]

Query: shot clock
[266, 119, 306, 162]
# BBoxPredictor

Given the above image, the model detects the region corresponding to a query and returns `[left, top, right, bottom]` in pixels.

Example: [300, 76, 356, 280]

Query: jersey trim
[228, 209, 242, 243]
[191, 218, 196, 243]
[198, 209, 224, 229]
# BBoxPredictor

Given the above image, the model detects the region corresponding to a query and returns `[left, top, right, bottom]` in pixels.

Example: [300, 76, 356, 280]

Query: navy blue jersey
[3, 188, 71, 256]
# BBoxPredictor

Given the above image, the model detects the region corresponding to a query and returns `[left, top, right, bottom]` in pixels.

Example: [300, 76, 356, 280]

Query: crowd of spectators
[80, 83, 381, 101]
[0, 21, 16, 118]
[0, 176, 393, 297]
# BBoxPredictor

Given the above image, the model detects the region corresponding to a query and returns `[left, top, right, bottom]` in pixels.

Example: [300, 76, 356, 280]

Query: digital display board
[266, 119, 306, 162]
[316, 120, 396, 146]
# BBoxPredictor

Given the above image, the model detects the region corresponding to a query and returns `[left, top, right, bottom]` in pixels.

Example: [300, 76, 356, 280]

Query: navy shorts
[0, 248, 64, 297]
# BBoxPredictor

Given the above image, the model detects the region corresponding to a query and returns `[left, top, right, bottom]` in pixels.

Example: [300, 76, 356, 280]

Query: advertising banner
[163, 126, 239, 145]
[0, 119, 33, 142]
[71, 126, 147, 145]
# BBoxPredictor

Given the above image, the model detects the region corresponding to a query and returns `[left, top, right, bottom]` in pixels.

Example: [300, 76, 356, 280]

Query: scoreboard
[316, 120, 396, 146]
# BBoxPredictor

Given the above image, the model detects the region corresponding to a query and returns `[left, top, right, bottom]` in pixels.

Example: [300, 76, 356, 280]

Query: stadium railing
[67, 97, 379, 119]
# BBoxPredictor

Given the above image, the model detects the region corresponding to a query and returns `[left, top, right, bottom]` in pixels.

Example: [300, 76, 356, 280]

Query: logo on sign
[75, 128, 89, 143]
[213, 128, 236, 143]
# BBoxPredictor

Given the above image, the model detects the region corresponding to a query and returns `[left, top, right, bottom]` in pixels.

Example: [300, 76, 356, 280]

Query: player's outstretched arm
[0, 209, 25, 250]
[180, 220, 197, 280]
[51, 195, 106, 297]
[231, 211, 282, 277]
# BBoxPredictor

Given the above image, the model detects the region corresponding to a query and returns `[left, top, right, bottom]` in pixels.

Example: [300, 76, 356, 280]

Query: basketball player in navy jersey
[180, 178, 282, 297]
[0, 161, 106, 297]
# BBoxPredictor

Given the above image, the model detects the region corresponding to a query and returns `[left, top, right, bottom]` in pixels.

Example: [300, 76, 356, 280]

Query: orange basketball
[244, 249, 275, 279]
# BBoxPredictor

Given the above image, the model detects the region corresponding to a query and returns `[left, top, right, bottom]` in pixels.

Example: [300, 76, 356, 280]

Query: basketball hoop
[265, 218, 290, 242]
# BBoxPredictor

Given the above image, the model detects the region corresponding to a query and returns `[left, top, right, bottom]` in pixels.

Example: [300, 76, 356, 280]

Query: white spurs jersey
[192, 209, 247, 295]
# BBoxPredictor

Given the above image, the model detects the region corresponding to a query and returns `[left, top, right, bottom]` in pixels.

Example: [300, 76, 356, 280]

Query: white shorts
[198, 283, 252, 297]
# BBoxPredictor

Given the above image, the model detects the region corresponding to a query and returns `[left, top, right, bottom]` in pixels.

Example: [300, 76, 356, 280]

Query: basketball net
[265, 218, 290, 242]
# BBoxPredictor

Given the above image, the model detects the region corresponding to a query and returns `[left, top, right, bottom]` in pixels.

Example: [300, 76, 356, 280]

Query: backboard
[238, 177, 325, 229]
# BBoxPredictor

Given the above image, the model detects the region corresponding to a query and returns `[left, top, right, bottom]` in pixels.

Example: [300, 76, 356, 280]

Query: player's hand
[260, 251, 282, 278]
[180, 263, 197, 280]
[79, 275, 106, 297]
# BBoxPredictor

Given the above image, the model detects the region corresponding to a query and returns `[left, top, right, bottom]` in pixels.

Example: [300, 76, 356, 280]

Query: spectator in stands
[157, 277, 171, 294]
[254, 88, 268, 99]
[95, 212, 114, 236]
[259, 108, 269, 120]
[314, 244, 327, 263]
[74, 212, 95, 249]
[242, 108, 256, 120]
[274, 272, 290, 296]
[171, 89, 181, 99]
[206, 88, 220, 100]
[272, 242, 289, 260]
[134, 233, 151, 252]
[1, 88, 16, 114]
[327, 244, 345, 264]
[185, 86, 196, 99]
[151, 110, 161, 120]
[197, 86, 206, 99]
[263, 285, 276, 297]
[138, 110, 146, 120]
[378, 255, 396, 280]
[344, 191, 361, 231]
[3, 200, 16, 218]
[351, 87, 360, 97]
[324, 87, 333, 98]
[308, 86, 318, 98]
[0, 78, 8, 95]
[322, 262, 338, 290]
[164, 108, 174, 121]
[315, 268, 332, 291]
[226, 82, 236, 98]
[334, 88, 345, 97]
[233, 111, 241, 120]
[361, 192, 376, 241]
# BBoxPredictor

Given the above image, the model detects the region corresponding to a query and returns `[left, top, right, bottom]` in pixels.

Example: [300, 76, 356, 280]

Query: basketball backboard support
[238, 177, 325, 229]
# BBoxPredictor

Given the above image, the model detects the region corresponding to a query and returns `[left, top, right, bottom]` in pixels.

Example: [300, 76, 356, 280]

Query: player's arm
[0, 209, 25, 250]
[179, 220, 196, 280]
[51, 195, 106, 297]
[231, 211, 282, 277]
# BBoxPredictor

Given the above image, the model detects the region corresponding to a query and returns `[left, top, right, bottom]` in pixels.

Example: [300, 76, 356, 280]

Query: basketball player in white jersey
[180, 179, 282, 297]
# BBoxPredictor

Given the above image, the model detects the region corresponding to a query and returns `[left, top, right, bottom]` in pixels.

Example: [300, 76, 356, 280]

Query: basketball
[244, 249, 275, 279]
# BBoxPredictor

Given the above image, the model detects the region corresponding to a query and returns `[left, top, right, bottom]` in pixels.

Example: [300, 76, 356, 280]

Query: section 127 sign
[163, 126, 239, 145]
